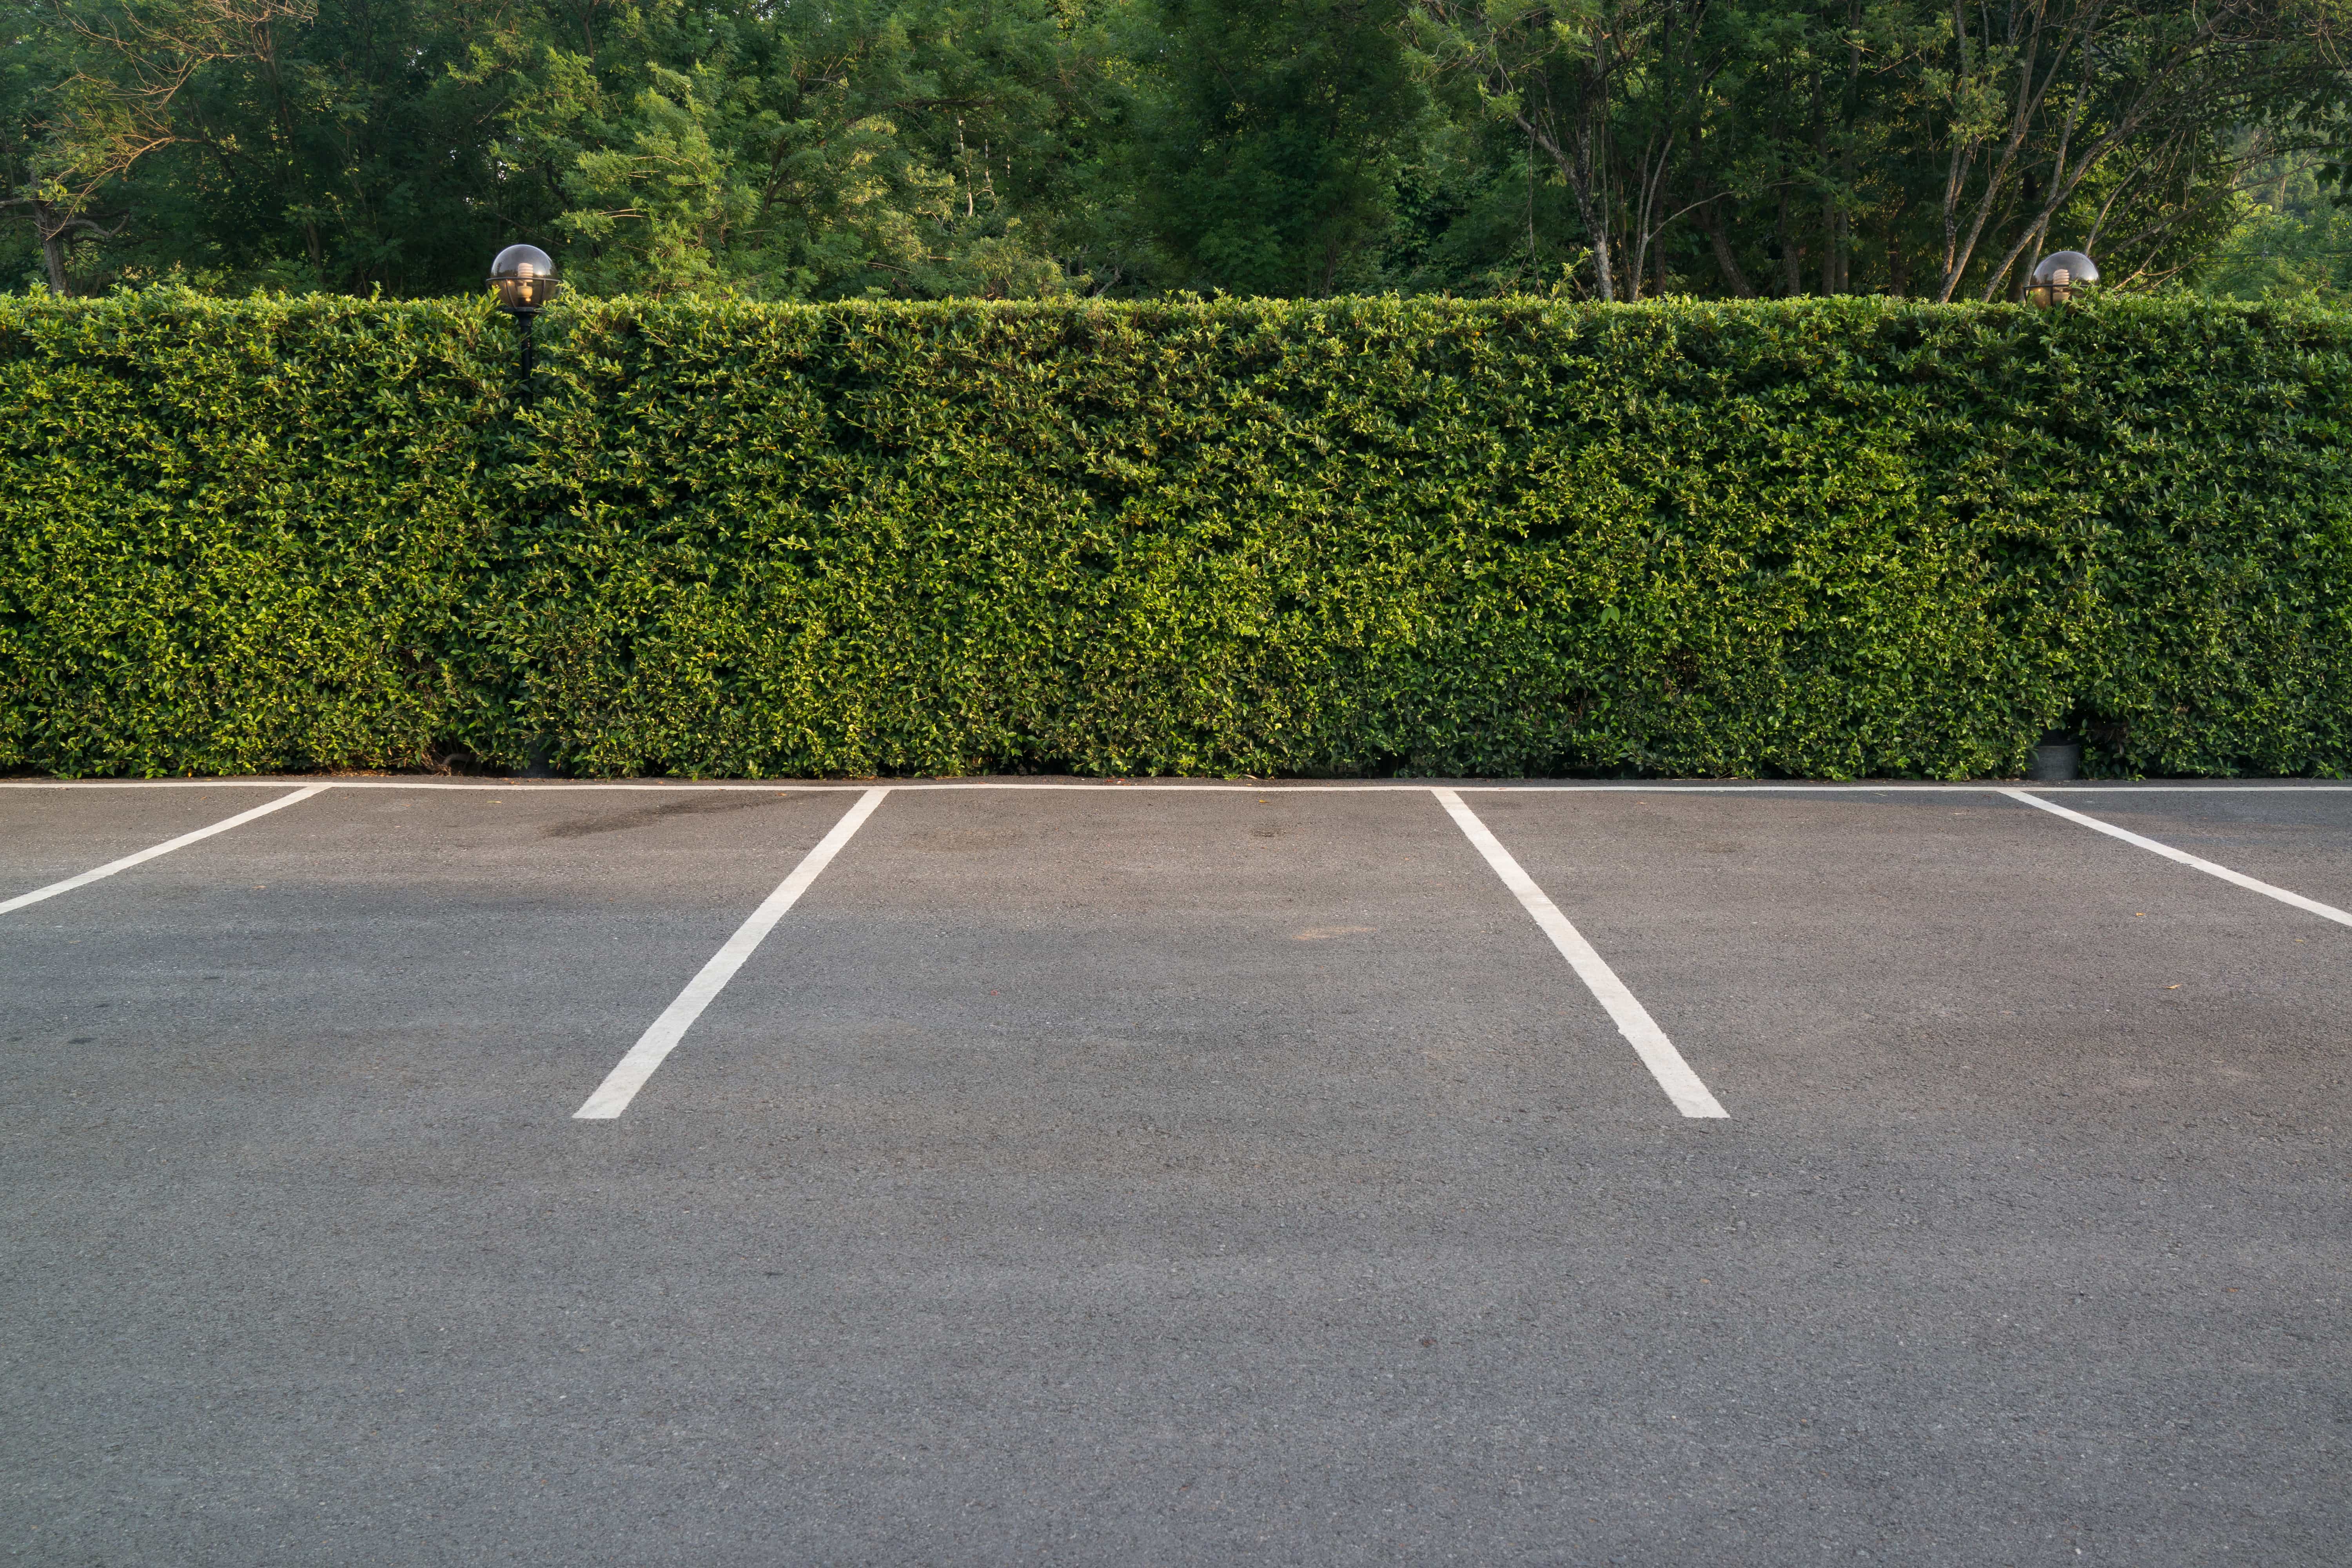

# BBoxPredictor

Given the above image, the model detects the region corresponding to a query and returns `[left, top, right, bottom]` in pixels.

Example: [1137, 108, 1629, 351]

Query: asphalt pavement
[2, 778, 2347, 1566]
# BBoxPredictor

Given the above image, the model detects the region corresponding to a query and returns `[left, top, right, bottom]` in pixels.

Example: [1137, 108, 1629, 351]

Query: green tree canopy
[4, 0, 2348, 299]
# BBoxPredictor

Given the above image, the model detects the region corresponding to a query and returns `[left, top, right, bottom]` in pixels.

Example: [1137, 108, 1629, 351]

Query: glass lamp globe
[2028, 250, 2098, 307]
[490, 244, 559, 313]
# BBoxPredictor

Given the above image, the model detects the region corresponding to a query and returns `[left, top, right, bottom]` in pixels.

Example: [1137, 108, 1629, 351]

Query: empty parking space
[1, 785, 876, 1126]
[3, 780, 2348, 1566]
[2022, 786, 2352, 920]
[1467, 788, 2352, 1125]
[0, 783, 324, 910]
[624, 786, 1691, 1143]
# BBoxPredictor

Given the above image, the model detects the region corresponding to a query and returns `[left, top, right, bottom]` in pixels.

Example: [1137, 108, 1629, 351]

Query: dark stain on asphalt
[541, 796, 782, 839]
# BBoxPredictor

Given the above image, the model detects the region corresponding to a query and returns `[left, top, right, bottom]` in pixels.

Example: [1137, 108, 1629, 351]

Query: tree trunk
[1831, 0, 1860, 294]
[1935, 0, 1973, 300]
[1816, 84, 1842, 294]
[1776, 193, 1801, 296]
[39, 214, 70, 296]
[1569, 127, 1616, 301]
[1526, 114, 1615, 301]
[1693, 196, 1756, 298]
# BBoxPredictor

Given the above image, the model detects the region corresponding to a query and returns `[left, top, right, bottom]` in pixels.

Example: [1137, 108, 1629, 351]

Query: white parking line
[1433, 788, 1728, 1120]
[573, 787, 891, 1120]
[7, 779, 2352, 794]
[2001, 788, 2352, 929]
[0, 784, 330, 915]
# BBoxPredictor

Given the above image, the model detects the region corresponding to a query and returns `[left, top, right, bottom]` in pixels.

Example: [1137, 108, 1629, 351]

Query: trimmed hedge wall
[3, 290, 2348, 778]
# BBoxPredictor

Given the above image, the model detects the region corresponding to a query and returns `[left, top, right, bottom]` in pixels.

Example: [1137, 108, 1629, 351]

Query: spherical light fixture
[490, 243, 559, 314]
[490, 243, 558, 408]
[2028, 250, 2098, 309]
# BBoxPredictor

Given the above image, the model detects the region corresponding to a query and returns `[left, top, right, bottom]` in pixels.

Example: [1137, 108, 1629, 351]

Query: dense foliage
[4, 0, 2350, 304]
[3, 290, 2346, 779]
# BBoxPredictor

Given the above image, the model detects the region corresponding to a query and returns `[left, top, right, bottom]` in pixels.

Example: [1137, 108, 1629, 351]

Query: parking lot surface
[3, 778, 2347, 1565]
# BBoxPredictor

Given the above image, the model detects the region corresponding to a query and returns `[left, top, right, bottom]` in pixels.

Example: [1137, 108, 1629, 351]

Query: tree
[1926, 0, 2346, 300]
[3, 0, 531, 294]
[3, 0, 2346, 299]
[485, 0, 1123, 299]
[1405, 0, 2352, 302]
[0, 1, 86, 292]
[1137, 0, 1431, 296]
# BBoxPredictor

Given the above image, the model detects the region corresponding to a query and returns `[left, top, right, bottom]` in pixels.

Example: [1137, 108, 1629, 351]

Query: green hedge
[3, 289, 2348, 778]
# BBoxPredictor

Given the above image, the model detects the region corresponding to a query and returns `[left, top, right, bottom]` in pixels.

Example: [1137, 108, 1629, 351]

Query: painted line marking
[7, 778, 2352, 795]
[1433, 788, 1728, 1119]
[2001, 789, 2352, 930]
[573, 787, 891, 1120]
[0, 785, 330, 915]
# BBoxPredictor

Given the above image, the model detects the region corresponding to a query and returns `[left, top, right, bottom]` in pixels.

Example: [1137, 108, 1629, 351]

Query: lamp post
[2024, 249, 2094, 780]
[489, 243, 559, 403]
[490, 245, 561, 778]
[2027, 249, 2098, 309]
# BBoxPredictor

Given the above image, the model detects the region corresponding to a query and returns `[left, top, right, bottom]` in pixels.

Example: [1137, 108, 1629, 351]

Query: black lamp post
[490, 244, 562, 778]
[489, 243, 559, 402]
[2024, 249, 2094, 780]
[2027, 249, 2097, 309]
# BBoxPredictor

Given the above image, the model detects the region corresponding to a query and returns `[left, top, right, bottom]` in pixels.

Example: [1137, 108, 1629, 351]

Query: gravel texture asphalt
[2, 778, 2347, 1566]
